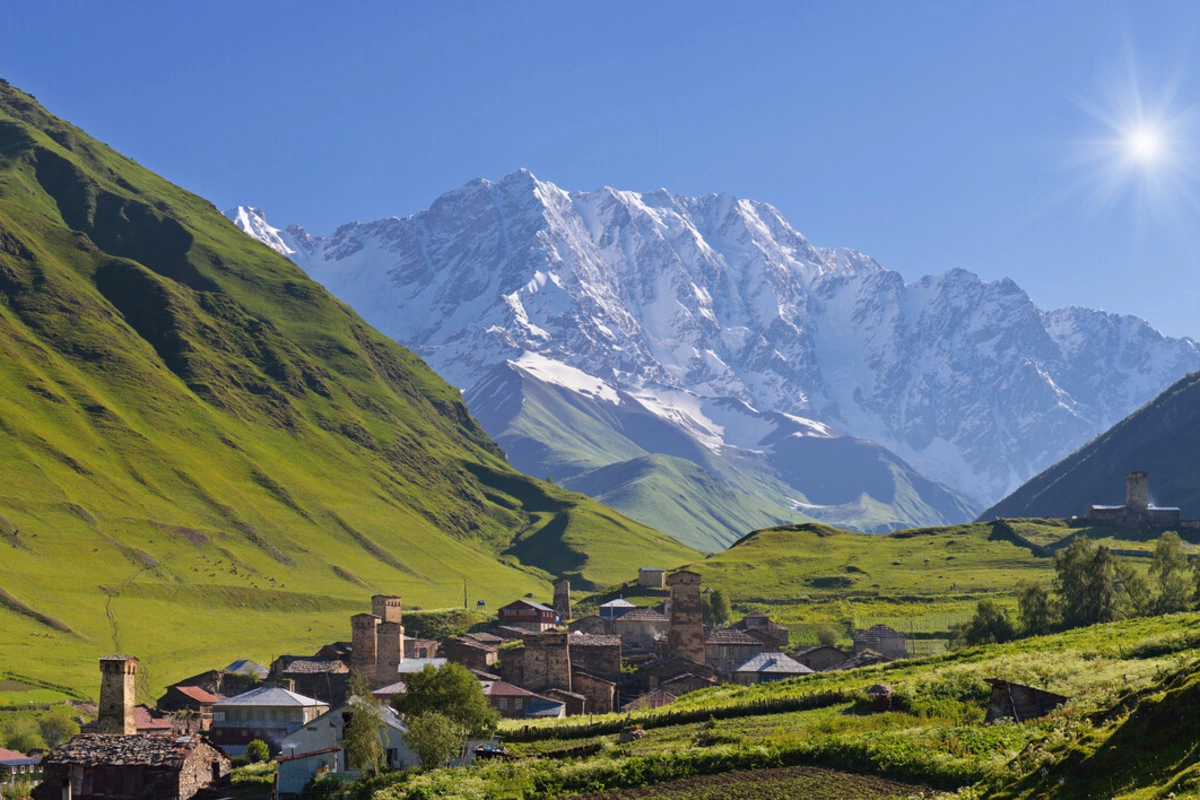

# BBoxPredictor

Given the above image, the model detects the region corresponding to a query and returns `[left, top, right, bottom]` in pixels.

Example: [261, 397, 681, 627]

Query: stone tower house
[373, 596, 405, 685]
[552, 578, 571, 621]
[522, 630, 572, 692]
[350, 613, 380, 680]
[97, 655, 138, 734]
[667, 571, 704, 663]
[1127, 471, 1149, 509]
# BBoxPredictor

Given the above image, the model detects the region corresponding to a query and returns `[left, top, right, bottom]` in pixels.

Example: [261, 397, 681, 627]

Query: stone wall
[570, 669, 615, 714]
[522, 631, 571, 692]
[569, 637, 621, 679]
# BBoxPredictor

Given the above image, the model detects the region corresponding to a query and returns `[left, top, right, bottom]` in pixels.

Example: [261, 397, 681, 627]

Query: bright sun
[1127, 127, 1162, 162]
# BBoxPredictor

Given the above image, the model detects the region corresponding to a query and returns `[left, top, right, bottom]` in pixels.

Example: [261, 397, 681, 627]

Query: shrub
[246, 739, 270, 764]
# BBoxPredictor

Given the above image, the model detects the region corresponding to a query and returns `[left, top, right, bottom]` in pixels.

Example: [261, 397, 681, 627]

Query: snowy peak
[225, 206, 295, 257]
[234, 173, 1200, 508]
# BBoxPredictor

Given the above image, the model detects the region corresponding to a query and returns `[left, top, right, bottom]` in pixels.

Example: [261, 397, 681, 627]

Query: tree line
[954, 532, 1198, 647]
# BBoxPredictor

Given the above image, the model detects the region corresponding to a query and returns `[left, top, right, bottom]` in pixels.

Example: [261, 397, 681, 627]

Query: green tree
[402, 712, 462, 771]
[1116, 562, 1153, 619]
[814, 622, 840, 647]
[1151, 531, 1193, 614]
[709, 589, 731, 627]
[1017, 582, 1056, 636]
[954, 599, 1016, 647]
[38, 706, 79, 748]
[1054, 537, 1117, 629]
[392, 663, 498, 737]
[342, 675, 388, 777]
[4, 717, 45, 754]
[245, 739, 270, 764]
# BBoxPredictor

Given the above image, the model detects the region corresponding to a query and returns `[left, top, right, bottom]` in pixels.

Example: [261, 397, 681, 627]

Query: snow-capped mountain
[228, 170, 1200, 514]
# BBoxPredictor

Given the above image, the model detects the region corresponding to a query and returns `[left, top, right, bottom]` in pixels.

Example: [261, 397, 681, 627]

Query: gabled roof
[733, 653, 813, 675]
[281, 659, 350, 675]
[481, 680, 536, 698]
[705, 629, 763, 646]
[373, 681, 407, 698]
[599, 598, 636, 608]
[44, 735, 216, 767]
[570, 634, 622, 646]
[172, 686, 224, 704]
[135, 706, 174, 730]
[615, 607, 669, 622]
[395, 658, 447, 674]
[463, 631, 504, 645]
[523, 697, 566, 717]
[794, 645, 848, 657]
[224, 659, 269, 678]
[500, 599, 556, 613]
[0, 747, 40, 765]
[217, 685, 327, 708]
[854, 625, 905, 639]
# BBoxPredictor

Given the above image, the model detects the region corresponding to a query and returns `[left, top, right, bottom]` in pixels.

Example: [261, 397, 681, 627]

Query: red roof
[0, 747, 33, 761]
[134, 706, 173, 730]
[173, 686, 223, 704]
[483, 680, 537, 697]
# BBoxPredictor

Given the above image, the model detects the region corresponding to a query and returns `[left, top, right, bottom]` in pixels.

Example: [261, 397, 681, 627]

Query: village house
[638, 567, 667, 589]
[730, 653, 813, 685]
[730, 613, 790, 649]
[497, 599, 559, 631]
[269, 657, 351, 706]
[0, 747, 42, 792]
[793, 645, 851, 672]
[1084, 471, 1192, 527]
[36, 735, 229, 800]
[567, 615, 612, 635]
[209, 684, 329, 754]
[598, 598, 636, 620]
[444, 637, 499, 673]
[611, 607, 670, 648]
[638, 654, 717, 693]
[223, 660, 269, 680]
[852, 625, 909, 660]
[621, 689, 676, 711]
[704, 629, 765, 679]
[275, 702, 416, 800]
[155, 686, 225, 730]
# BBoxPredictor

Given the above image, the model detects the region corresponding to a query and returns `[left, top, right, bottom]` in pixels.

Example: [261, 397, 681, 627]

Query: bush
[246, 739, 270, 764]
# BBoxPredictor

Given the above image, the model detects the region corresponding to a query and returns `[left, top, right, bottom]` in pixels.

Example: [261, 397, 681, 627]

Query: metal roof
[501, 599, 556, 613]
[395, 658, 448, 673]
[216, 685, 327, 708]
[599, 599, 636, 608]
[172, 686, 224, 704]
[733, 653, 813, 675]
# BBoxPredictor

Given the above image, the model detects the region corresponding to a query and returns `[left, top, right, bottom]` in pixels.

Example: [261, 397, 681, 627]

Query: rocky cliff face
[231, 170, 1200, 507]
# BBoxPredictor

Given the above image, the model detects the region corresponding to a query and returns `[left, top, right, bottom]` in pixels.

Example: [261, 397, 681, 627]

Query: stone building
[569, 634, 622, 678]
[444, 637, 499, 673]
[730, 613, 789, 649]
[599, 598, 637, 619]
[667, 571, 705, 663]
[638, 654, 717, 693]
[156, 687, 225, 729]
[730, 653, 813, 686]
[792, 645, 850, 672]
[612, 607, 670, 648]
[852, 625, 909, 660]
[97, 655, 138, 735]
[36, 735, 229, 800]
[568, 615, 612, 635]
[1085, 471, 1184, 527]
[271, 658, 351, 706]
[521, 631, 573, 692]
[638, 567, 666, 589]
[704, 629, 764, 679]
[503, 631, 619, 714]
[553, 578, 572, 621]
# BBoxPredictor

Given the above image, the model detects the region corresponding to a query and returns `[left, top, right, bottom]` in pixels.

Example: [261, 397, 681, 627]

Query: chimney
[97, 655, 138, 735]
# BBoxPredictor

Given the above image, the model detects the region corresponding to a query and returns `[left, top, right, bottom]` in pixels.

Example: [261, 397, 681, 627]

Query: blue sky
[6, 2, 1200, 337]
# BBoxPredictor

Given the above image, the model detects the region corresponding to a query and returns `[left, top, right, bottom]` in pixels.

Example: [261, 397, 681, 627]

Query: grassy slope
[0, 81, 697, 696]
[665, 520, 1166, 648]
[983, 369, 1200, 519]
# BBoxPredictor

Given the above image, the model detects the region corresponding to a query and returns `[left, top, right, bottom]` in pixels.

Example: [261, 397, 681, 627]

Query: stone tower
[1127, 471, 1149, 510]
[552, 578, 571, 621]
[522, 630, 572, 692]
[373, 596, 406, 686]
[350, 613, 380, 680]
[667, 570, 704, 663]
[97, 655, 138, 734]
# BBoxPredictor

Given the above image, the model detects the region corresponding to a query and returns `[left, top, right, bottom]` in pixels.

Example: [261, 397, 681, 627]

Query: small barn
[984, 679, 1069, 722]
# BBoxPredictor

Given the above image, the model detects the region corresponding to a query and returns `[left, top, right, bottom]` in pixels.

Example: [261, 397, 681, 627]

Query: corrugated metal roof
[599, 599, 636, 608]
[216, 686, 327, 708]
[172, 686, 224, 704]
[733, 653, 813, 675]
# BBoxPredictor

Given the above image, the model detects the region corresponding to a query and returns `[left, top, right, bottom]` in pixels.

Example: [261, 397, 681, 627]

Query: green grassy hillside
[670, 519, 1172, 649]
[983, 369, 1200, 519]
[0, 81, 697, 696]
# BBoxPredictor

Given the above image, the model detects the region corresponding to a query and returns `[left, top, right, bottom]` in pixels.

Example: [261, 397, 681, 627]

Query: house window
[514, 698, 523, 710]
[498, 698, 507, 711]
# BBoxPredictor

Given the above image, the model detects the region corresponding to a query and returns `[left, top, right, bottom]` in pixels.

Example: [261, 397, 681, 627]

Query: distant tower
[97, 655, 138, 734]
[372, 596, 405, 686]
[667, 571, 705, 663]
[1127, 472, 1149, 510]
[350, 613, 380, 680]
[552, 578, 571, 622]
